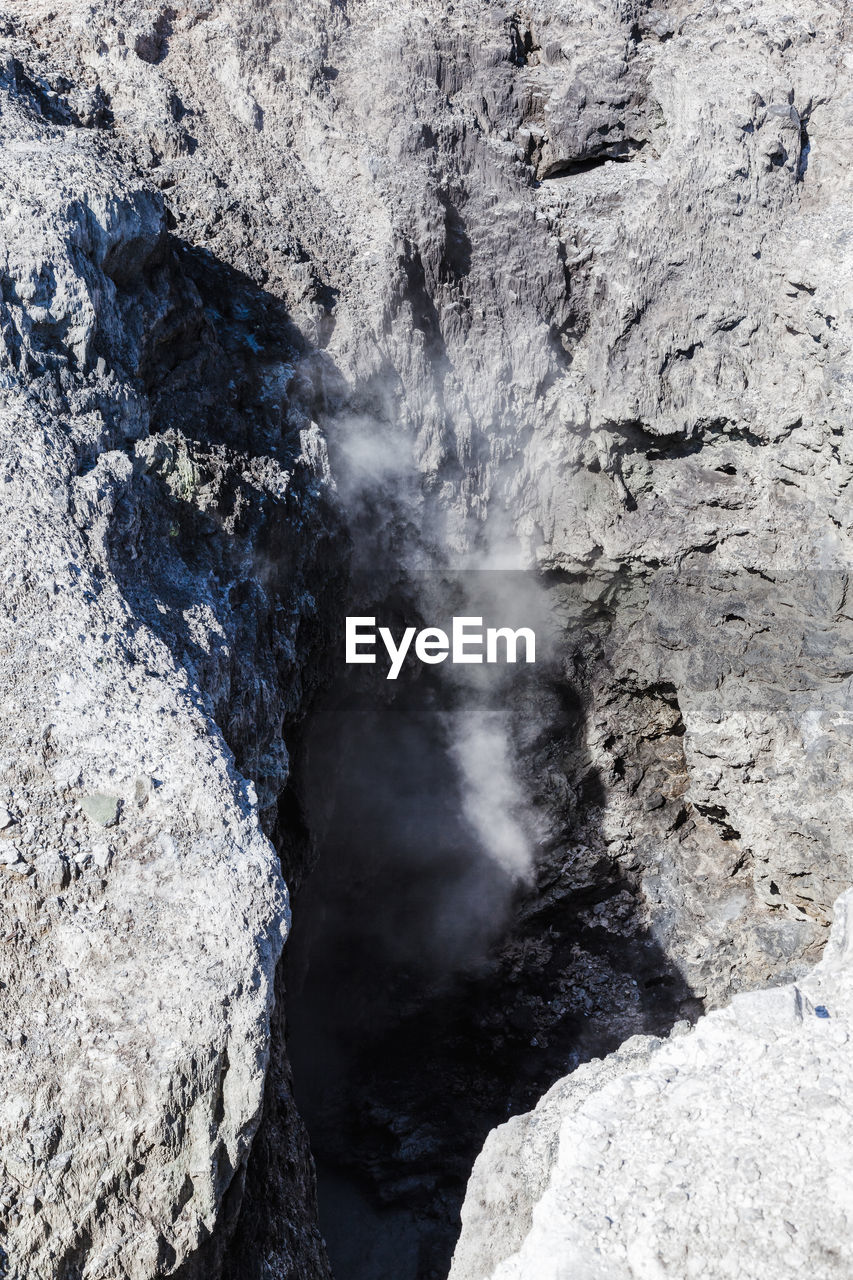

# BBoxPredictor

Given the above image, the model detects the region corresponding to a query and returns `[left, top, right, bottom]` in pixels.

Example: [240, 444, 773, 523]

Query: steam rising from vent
[287, 433, 571, 1278]
[335, 413, 416, 497]
[448, 706, 533, 880]
[295, 559, 556, 982]
[308, 396, 562, 974]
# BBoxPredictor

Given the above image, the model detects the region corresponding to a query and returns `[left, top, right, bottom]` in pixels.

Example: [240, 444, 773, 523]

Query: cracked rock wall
[11, 0, 853, 1008]
[3, 0, 853, 1275]
[0, 68, 337, 1280]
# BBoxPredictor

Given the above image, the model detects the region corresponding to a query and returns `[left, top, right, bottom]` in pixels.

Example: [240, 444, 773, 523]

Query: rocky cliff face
[0, 39, 339, 1278]
[2, 0, 853, 1276]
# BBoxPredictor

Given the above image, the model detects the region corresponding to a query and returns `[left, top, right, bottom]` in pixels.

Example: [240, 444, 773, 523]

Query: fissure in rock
[1, 4, 848, 1277]
[280, 571, 705, 1280]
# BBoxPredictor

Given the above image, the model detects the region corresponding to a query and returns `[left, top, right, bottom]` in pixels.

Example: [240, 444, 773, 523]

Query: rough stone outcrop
[0, 71, 335, 1280]
[451, 886, 853, 1280]
[10, 0, 851, 1008]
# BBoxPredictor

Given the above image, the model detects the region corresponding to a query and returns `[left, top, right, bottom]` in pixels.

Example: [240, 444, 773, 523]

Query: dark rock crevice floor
[284, 651, 704, 1280]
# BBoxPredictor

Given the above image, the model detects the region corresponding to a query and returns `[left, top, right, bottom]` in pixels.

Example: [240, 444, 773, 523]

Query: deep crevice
[284, 591, 704, 1280]
[540, 139, 647, 180]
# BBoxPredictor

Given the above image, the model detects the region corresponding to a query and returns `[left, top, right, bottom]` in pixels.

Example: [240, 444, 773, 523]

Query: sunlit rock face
[2, 0, 853, 1276]
[451, 888, 853, 1280]
[0, 53, 337, 1280]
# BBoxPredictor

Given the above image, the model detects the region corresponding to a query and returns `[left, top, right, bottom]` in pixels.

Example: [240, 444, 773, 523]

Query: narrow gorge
[1, 2, 852, 1278]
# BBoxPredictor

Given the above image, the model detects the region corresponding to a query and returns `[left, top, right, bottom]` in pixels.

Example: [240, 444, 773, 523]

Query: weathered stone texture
[1, 0, 853, 1274]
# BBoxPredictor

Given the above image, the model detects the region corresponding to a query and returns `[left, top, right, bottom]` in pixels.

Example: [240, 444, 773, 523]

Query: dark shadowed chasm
[284, 643, 704, 1280]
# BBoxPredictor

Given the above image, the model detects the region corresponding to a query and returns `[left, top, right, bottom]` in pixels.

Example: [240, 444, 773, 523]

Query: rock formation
[451, 888, 853, 1280]
[0, 33, 338, 1277]
[0, 0, 852, 1276]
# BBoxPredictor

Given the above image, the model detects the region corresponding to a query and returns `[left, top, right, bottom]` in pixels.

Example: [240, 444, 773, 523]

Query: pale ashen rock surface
[451, 886, 853, 1280]
[0, 68, 333, 1280]
[0, 155, 282, 1276]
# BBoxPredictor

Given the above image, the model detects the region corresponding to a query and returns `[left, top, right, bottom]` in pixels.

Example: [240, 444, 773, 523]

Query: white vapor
[449, 706, 534, 881]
